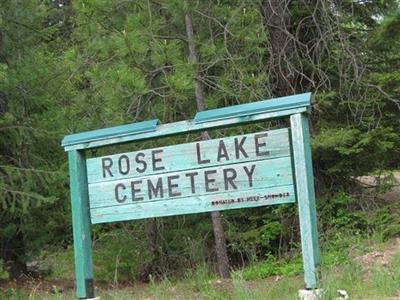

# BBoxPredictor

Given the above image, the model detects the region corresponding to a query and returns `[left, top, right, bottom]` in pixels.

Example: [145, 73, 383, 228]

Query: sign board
[87, 129, 295, 223]
[62, 93, 320, 299]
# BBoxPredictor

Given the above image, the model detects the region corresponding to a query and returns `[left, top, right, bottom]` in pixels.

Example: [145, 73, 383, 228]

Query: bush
[240, 254, 303, 280]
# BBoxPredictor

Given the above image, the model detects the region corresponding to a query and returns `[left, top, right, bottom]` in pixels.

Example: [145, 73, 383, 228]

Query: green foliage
[0, 259, 8, 279]
[38, 228, 152, 283]
[383, 224, 400, 241]
[0, 0, 73, 275]
[313, 126, 399, 181]
[240, 254, 303, 280]
[92, 229, 152, 282]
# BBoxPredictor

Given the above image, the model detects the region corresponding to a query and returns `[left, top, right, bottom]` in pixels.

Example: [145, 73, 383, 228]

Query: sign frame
[62, 93, 320, 299]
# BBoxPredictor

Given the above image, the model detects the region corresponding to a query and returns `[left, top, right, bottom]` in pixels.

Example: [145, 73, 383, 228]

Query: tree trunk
[262, 0, 297, 96]
[0, 91, 7, 116]
[147, 218, 158, 256]
[184, 12, 230, 278]
[139, 218, 158, 281]
[210, 211, 230, 278]
[0, 27, 7, 115]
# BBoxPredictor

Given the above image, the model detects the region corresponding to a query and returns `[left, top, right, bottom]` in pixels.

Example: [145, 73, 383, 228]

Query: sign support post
[68, 150, 95, 299]
[290, 113, 320, 289]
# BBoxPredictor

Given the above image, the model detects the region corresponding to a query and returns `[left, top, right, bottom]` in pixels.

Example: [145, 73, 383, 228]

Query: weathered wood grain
[90, 185, 295, 224]
[63, 107, 307, 151]
[194, 93, 311, 123]
[62, 119, 159, 148]
[290, 113, 320, 289]
[86, 128, 290, 184]
[88, 156, 293, 209]
[68, 150, 94, 299]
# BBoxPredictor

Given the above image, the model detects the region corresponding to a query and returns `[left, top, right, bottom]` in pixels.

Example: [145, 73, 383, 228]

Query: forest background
[1, 0, 400, 296]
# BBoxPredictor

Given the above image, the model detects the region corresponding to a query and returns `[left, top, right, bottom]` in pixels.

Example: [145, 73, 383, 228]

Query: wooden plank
[88, 156, 293, 209]
[90, 185, 295, 224]
[194, 93, 311, 123]
[86, 128, 290, 184]
[62, 119, 159, 147]
[63, 107, 307, 151]
[290, 113, 320, 289]
[68, 150, 95, 299]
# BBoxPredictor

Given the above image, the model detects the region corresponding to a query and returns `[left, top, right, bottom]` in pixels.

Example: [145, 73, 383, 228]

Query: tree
[184, 11, 230, 278]
[0, 0, 73, 278]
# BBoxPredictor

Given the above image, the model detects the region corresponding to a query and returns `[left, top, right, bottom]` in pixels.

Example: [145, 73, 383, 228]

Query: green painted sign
[62, 93, 320, 299]
[87, 129, 294, 223]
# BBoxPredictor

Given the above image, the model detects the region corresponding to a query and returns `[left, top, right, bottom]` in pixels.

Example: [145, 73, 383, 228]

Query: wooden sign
[87, 129, 294, 223]
[62, 93, 320, 299]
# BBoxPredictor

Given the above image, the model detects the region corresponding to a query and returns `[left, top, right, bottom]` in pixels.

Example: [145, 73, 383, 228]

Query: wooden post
[68, 150, 95, 299]
[290, 113, 320, 289]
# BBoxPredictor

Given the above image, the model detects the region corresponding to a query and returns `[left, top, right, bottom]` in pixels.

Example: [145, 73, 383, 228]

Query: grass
[2, 256, 400, 300]
[318, 254, 400, 299]
[2, 236, 400, 299]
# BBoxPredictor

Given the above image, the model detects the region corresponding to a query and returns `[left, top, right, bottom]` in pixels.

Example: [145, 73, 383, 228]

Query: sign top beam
[61, 119, 159, 148]
[194, 93, 311, 123]
[61, 93, 311, 152]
